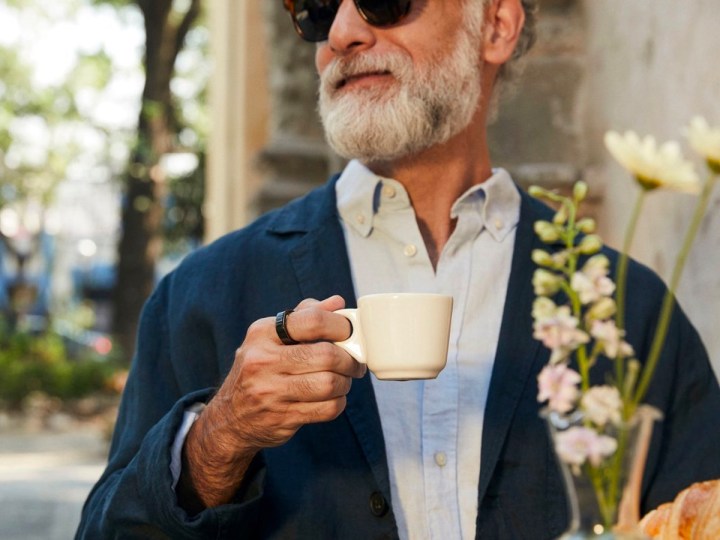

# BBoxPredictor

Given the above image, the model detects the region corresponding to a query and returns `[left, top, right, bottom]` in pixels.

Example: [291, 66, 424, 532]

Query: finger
[285, 371, 353, 402]
[224, 398, 348, 448]
[282, 305, 352, 344]
[285, 397, 348, 425]
[282, 342, 366, 379]
[295, 295, 346, 312]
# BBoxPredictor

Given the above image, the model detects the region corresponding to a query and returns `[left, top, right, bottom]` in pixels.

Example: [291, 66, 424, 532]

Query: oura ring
[275, 309, 299, 345]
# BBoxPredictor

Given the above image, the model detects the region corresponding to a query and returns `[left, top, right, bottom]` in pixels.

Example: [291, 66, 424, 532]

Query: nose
[326, 0, 376, 55]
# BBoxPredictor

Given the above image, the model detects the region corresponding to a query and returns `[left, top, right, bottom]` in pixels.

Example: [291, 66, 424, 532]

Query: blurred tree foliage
[0, 46, 114, 208]
[1, 0, 208, 369]
[94, 0, 208, 362]
[0, 4, 122, 334]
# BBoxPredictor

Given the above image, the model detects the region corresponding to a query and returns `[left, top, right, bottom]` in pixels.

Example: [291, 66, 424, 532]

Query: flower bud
[552, 250, 570, 269]
[532, 249, 554, 267]
[535, 221, 560, 243]
[573, 181, 589, 202]
[553, 205, 569, 225]
[578, 234, 603, 254]
[586, 297, 617, 321]
[576, 218, 596, 234]
[532, 297, 557, 320]
[533, 269, 561, 296]
[528, 185, 546, 198]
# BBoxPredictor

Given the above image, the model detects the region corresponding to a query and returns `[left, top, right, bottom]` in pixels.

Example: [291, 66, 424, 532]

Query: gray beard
[318, 22, 483, 164]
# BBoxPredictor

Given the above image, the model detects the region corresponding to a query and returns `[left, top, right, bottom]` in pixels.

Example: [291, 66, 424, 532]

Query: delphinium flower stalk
[529, 116, 720, 533]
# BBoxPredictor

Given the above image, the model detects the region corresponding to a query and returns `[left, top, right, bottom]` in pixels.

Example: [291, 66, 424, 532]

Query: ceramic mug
[334, 293, 453, 380]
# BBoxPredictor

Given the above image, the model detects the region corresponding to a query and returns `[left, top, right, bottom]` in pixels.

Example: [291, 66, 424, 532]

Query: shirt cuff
[170, 402, 207, 489]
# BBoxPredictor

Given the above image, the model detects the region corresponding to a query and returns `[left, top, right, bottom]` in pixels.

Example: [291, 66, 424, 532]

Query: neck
[365, 119, 493, 268]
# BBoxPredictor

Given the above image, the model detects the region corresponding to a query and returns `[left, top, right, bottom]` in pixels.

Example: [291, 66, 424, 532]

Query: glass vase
[543, 405, 663, 539]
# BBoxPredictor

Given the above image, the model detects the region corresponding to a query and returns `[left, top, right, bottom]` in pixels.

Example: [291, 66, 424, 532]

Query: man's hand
[178, 295, 363, 512]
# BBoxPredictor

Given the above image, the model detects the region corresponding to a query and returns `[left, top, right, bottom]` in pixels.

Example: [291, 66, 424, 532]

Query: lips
[335, 70, 393, 90]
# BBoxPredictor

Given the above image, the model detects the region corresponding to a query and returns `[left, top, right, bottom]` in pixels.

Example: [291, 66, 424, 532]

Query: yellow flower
[604, 130, 700, 193]
[686, 116, 720, 173]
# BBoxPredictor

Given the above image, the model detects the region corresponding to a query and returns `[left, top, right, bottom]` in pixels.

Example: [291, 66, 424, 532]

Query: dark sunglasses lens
[356, 0, 411, 26]
[291, 0, 339, 42]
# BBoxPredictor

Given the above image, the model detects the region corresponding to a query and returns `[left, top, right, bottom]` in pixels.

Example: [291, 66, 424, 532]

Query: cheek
[315, 44, 332, 75]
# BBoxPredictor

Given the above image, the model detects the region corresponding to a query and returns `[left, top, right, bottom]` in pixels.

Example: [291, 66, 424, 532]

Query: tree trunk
[112, 0, 201, 363]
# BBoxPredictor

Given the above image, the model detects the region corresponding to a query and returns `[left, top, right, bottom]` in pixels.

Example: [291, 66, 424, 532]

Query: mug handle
[333, 308, 366, 364]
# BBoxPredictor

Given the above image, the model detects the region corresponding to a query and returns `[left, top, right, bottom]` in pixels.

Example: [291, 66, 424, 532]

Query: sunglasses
[283, 0, 412, 42]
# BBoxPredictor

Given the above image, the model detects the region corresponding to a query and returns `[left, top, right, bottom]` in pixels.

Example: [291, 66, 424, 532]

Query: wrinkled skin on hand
[178, 295, 364, 511]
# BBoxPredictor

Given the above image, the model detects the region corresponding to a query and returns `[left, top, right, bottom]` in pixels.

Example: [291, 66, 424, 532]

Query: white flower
[686, 116, 720, 171]
[533, 305, 590, 364]
[555, 426, 618, 469]
[604, 130, 701, 193]
[537, 364, 581, 413]
[590, 319, 635, 359]
[581, 386, 622, 427]
[570, 255, 615, 304]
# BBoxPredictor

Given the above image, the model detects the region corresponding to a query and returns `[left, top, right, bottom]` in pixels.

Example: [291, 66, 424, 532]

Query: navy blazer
[77, 177, 720, 539]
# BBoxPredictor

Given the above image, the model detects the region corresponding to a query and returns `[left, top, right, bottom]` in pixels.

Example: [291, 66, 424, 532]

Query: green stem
[587, 462, 615, 529]
[606, 425, 630, 526]
[563, 199, 593, 391]
[633, 175, 718, 406]
[615, 189, 647, 392]
[622, 360, 640, 419]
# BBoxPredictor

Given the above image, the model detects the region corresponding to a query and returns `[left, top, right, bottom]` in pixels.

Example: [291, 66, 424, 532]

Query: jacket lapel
[268, 180, 552, 510]
[268, 178, 392, 502]
[477, 191, 549, 503]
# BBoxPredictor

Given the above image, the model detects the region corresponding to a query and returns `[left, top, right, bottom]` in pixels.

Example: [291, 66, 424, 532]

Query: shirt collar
[336, 159, 520, 242]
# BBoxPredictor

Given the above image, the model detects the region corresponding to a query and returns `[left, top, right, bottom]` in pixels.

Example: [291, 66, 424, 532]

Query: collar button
[382, 185, 397, 199]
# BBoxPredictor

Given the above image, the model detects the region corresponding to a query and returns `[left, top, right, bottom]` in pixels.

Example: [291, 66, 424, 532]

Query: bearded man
[77, 1, 720, 538]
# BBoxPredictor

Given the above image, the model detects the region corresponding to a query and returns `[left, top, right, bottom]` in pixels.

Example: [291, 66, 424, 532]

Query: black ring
[275, 309, 299, 345]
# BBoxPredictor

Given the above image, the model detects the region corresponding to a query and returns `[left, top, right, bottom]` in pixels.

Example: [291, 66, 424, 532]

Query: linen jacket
[76, 177, 720, 539]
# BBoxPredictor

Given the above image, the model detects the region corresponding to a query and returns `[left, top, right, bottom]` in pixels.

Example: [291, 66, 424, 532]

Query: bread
[639, 479, 720, 539]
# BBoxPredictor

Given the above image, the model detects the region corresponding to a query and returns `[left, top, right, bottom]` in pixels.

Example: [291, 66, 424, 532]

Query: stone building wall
[249, 1, 344, 218]
[582, 0, 720, 375]
[489, 0, 587, 192]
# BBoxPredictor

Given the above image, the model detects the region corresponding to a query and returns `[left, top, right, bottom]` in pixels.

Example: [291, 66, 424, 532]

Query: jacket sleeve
[74, 280, 268, 539]
[640, 297, 720, 512]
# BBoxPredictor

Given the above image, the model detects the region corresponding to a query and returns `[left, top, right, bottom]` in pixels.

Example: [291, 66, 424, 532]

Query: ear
[482, 0, 525, 66]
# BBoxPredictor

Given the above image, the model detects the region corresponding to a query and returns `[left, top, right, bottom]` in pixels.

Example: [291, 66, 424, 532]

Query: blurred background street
[0, 401, 114, 540]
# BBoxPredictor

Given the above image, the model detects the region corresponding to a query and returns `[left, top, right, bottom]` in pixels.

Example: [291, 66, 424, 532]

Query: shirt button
[403, 244, 417, 257]
[356, 213, 366, 225]
[494, 217, 504, 230]
[369, 491, 389, 517]
[382, 184, 397, 198]
[434, 451, 447, 467]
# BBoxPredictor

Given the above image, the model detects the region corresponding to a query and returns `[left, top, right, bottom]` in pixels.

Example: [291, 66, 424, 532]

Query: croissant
[639, 479, 720, 539]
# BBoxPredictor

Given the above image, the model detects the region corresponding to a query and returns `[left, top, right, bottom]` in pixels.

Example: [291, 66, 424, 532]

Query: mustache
[321, 52, 412, 92]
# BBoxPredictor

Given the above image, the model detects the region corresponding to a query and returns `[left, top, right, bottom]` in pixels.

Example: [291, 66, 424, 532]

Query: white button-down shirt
[336, 159, 521, 540]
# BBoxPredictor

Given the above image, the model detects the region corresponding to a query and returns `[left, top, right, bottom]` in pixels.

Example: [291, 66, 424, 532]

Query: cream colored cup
[334, 293, 453, 380]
